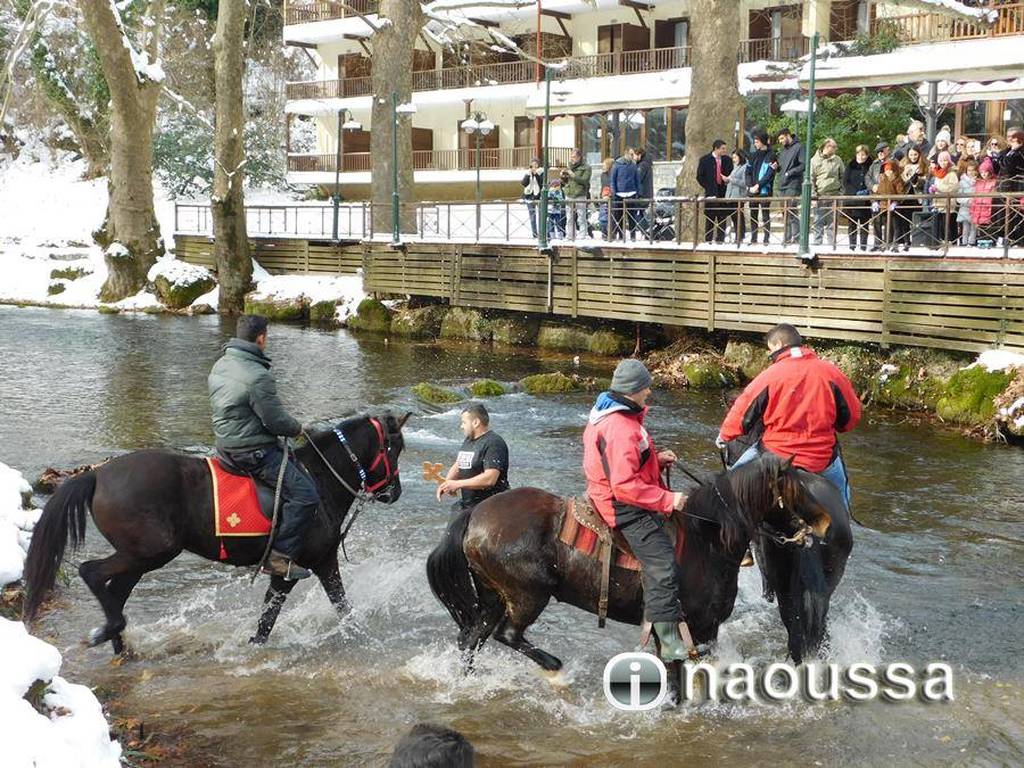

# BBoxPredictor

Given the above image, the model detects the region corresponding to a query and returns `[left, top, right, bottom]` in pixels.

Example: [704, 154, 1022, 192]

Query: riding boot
[261, 550, 311, 580]
[652, 621, 689, 663]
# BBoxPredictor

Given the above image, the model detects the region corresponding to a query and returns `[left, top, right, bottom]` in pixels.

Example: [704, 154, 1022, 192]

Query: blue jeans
[224, 445, 319, 559]
[732, 444, 851, 508]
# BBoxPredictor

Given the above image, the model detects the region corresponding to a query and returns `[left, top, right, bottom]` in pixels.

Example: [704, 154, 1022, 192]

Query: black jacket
[843, 158, 872, 209]
[636, 153, 655, 200]
[696, 152, 733, 198]
[776, 140, 804, 195]
[997, 146, 1024, 193]
[745, 148, 777, 197]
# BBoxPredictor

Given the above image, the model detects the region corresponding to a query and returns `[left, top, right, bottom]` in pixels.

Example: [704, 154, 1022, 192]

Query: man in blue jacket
[745, 132, 777, 245]
[609, 148, 639, 240]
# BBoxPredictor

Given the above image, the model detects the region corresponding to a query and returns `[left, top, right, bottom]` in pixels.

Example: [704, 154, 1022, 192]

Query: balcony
[870, 2, 1024, 45]
[284, 0, 378, 25]
[287, 146, 574, 175]
[737, 35, 808, 63]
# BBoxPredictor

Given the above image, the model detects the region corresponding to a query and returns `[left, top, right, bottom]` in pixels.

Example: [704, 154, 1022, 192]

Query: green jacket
[810, 150, 845, 197]
[208, 339, 301, 451]
[564, 159, 592, 199]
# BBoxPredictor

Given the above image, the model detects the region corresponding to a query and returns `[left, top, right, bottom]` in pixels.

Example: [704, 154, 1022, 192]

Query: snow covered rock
[0, 463, 37, 587]
[148, 257, 216, 309]
[244, 272, 366, 325]
[0, 618, 121, 768]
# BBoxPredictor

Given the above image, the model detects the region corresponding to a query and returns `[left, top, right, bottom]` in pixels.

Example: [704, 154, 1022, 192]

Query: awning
[917, 77, 1024, 105]
[798, 37, 1024, 91]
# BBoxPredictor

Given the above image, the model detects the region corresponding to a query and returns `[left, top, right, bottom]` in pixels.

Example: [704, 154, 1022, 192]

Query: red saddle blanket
[207, 457, 271, 537]
[557, 496, 685, 572]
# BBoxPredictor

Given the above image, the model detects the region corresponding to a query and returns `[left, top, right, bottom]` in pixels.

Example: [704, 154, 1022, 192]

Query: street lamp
[461, 110, 494, 240]
[798, 32, 820, 263]
[391, 93, 418, 245]
[333, 108, 362, 241]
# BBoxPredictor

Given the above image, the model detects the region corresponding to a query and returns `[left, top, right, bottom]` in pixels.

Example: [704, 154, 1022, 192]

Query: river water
[1, 305, 1022, 767]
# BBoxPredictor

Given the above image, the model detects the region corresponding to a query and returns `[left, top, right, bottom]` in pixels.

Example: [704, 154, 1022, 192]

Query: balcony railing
[284, 0, 379, 25]
[870, 2, 1024, 45]
[287, 147, 574, 174]
[737, 35, 809, 63]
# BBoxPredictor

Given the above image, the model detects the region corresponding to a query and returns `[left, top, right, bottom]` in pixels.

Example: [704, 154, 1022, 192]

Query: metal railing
[870, 2, 1024, 44]
[737, 35, 809, 63]
[286, 147, 574, 173]
[175, 193, 1024, 258]
[284, 0, 378, 25]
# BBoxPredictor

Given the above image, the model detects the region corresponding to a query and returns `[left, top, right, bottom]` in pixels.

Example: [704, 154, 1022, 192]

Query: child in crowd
[957, 160, 979, 246]
[971, 157, 999, 247]
[877, 161, 908, 251]
[547, 178, 566, 239]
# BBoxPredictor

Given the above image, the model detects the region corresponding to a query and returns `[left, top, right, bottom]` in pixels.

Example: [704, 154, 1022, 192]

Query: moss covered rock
[536, 321, 632, 356]
[244, 296, 309, 322]
[153, 272, 216, 310]
[935, 366, 1013, 425]
[97, 305, 120, 315]
[818, 344, 885, 394]
[411, 382, 463, 405]
[391, 305, 446, 338]
[520, 371, 578, 395]
[723, 340, 770, 382]
[587, 328, 634, 356]
[49, 266, 90, 281]
[46, 282, 66, 296]
[679, 358, 739, 389]
[490, 314, 541, 346]
[189, 303, 216, 316]
[994, 370, 1024, 441]
[346, 297, 392, 333]
[469, 379, 506, 397]
[440, 307, 492, 342]
[309, 300, 338, 325]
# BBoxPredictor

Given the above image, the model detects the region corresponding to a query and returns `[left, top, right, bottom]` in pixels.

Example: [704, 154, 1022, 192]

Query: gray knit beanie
[610, 359, 652, 395]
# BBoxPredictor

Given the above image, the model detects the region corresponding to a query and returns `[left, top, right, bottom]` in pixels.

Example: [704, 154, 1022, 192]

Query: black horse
[427, 452, 852, 676]
[23, 412, 411, 653]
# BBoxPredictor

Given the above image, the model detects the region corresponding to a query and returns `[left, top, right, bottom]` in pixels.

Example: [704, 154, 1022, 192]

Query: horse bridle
[303, 417, 399, 502]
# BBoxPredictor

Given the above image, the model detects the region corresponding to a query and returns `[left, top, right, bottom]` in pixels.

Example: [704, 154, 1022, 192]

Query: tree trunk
[79, 0, 164, 302]
[675, 0, 743, 237]
[370, 0, 423, 236]
[211, 0, 252, 315]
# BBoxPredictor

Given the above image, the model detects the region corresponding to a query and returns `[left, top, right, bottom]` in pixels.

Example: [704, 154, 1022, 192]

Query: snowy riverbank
[0, 462, 122, 768]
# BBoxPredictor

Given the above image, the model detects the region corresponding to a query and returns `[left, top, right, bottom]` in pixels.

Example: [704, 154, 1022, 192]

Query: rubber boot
[653, 621, 689, 663]
[262, 550, 311, 581]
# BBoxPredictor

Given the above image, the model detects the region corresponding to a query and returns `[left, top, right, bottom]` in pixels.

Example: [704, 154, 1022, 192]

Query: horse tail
[23, 471, 96, 621]
[425, 508, 480, 631]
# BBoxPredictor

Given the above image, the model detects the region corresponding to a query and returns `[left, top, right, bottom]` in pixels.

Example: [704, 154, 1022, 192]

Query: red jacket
[583, 394, 675, 527]
[719, 346, 861, 473]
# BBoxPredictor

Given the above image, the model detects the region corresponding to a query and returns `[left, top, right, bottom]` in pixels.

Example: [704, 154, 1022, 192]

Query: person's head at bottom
[610, 358, 653, 407]
[388, 723, 475, 768]
[765, 322, 803, 355]
[460, 402, 490, 440]
[236, 314, 269, 350]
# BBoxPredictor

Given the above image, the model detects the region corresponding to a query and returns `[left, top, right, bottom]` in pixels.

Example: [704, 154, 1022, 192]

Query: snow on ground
[0, 463, 121, 767]
[147, 254, 214, 288]
[0, 618, 122, 768]
[973, 349, 1024, 373]
[249, 271, 368, 323]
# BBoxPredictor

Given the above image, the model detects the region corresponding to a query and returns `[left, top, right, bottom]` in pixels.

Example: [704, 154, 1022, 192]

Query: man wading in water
[436, 403, 510, 513]
[583, 359, 689, 663]
[208, 315, 317, 580]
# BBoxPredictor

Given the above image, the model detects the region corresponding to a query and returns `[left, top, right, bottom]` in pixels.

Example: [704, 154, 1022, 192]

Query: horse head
[728, 452, 853, 664]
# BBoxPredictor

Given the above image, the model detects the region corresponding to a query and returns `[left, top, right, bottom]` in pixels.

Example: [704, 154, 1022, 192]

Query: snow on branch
[161, 85, 214, 129]
[105, 0, 164, 84]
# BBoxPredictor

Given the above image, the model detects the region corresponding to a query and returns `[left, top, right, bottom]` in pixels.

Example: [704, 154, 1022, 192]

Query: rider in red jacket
[717, 324, 861, 505]
[583, 359, 688, 662]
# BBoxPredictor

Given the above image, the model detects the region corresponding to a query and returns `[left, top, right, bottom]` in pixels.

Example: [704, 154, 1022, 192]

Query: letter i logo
[603, 652, 667, 711]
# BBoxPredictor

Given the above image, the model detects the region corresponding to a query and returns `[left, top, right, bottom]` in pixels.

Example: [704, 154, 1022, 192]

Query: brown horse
[426, 452, 852, 676]
[23, 412, 411, 653]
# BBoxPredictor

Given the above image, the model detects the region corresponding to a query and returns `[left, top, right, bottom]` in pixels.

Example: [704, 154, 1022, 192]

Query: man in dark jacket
[610, 148, 639, 240]
[745, 132, 777, 245]
[522, 158, 544, 238]
[635, 148, 655, 238]
[775, 128, 804, 245]
[696, 139, 734, 242]
[866, 142, 890, 251]
[208, 315, 316, 580]
[564, 149, 593, 239]
[716, 323, 861, 507]
[997, 128, 1024, 244]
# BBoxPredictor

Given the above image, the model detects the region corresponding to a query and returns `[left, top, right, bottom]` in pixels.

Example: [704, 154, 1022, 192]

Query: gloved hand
[714, 434, 727, 450]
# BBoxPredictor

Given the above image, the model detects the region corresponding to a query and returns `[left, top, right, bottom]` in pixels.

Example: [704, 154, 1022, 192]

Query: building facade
[282, 0, 1024, 200]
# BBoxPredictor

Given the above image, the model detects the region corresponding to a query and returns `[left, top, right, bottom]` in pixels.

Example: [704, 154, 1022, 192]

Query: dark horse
[427, 452, 852, 676]
[23, 412, 411, 653]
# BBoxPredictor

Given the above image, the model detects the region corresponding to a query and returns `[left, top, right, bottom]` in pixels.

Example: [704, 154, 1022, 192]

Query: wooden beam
[619, 0, 652, 28]
[284, 39, 317, 49]
[540, 8, 572, 21]
[554, 16, 571, 39]
[468, 16, 499, 28]
[418, 31, 434, 53]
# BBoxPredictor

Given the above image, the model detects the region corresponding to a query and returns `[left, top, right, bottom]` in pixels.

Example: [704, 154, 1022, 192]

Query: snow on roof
[900, 0, 999, 23]
[916, 77, 1024, 105]
[799, 36, 1024, 90]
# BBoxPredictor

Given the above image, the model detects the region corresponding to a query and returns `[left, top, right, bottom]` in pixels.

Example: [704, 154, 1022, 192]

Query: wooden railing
[284, 0, 379, 25]
[286, 147, 573, 173]
[737, 35, 809, 63]
[870, 2, 1024, 44]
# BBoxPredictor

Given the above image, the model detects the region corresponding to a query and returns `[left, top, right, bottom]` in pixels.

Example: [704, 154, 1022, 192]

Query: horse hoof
[540, 669, 569, 688]
[87, 626, 108, 647]
[249, 634, 268, 646]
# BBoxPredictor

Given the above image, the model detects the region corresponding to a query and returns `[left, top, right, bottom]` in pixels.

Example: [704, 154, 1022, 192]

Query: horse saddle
[206, 455, 276, 538]
[557, 496, 686, 628]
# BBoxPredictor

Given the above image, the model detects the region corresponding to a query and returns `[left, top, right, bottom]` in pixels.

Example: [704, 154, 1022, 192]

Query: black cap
[874, 141, 889, 153]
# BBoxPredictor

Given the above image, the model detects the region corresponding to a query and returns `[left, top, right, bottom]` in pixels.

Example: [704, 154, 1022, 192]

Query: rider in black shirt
[436, 403, 509, 511]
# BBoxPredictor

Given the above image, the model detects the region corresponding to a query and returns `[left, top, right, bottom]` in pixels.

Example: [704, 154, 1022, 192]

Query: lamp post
[538, 65, 553, 250]
[798, 31, 820, 262]
[332, 108, 362, 241]
[460, 111, 494, 241]
[389, 93, 418, 246]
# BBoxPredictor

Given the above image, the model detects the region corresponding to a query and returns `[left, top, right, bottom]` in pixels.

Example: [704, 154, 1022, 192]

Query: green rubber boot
[652, 621, 689, 663]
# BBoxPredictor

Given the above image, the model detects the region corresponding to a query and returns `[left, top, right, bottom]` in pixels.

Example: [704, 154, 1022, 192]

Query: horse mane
[681, 472, 751, 551]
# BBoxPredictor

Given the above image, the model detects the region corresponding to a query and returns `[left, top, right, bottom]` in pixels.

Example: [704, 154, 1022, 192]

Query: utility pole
[798, 31, 819, 262]
[538, 65, 553, 251]
[391, 91, 399, 245]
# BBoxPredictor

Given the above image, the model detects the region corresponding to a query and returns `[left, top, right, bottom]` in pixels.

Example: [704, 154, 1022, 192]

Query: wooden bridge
[175, 235, 1024, 354]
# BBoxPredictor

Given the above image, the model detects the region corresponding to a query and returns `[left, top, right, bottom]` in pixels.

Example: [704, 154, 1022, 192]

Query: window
[579, 114, 604, 164]
[514, 116, 535, 149]
[962, 100, 988, 140]
[621, 110, 643, 154]
[670, 107, 688, 160]
[645, 108, 668, 161]
[1006, 99, 1024, 133]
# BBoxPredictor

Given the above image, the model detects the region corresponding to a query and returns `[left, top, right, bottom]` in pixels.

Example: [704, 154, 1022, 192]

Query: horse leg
[457, 599, 504, 675]
[492, 594, 563, 672]
[250, 575, 298, 645]
[78, 552, 148, 653]
[312, 557, 351, 619]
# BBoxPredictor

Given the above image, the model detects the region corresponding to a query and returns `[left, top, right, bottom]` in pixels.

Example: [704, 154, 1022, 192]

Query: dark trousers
[749, 198, 772, 243]
[524, 200, 539, 237]
[224, 445, 319, 560]
[704, 199, 727, 243]
[615, 505, 681, 623]
[612, 196, 639, 239]
[847, 208, 871, 249]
